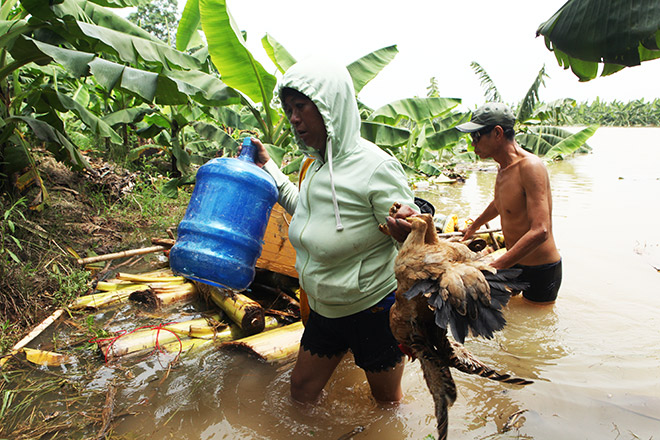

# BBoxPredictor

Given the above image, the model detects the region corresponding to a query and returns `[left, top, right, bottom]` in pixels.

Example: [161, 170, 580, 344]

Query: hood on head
[274, 58, 363, 232]
[275, 57, 361, 161]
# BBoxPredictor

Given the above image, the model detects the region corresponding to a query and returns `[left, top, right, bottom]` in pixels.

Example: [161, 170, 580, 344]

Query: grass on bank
[0, 151, 191, 355]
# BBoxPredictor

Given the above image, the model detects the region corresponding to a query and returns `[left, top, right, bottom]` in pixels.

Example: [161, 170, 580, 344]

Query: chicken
[385, 211, 532, 440]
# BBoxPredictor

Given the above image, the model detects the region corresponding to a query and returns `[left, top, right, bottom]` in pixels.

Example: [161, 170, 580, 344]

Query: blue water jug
[169, 138, 278, 290]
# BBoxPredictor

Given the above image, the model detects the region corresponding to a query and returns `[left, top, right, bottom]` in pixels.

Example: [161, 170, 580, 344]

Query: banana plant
[1, 0, 249, 202]
[576, 98, 660, 126]
[363, 97, 467, 176]
[469, 61, 596, 159]
[537, 0, 660, 81]
[178, 0, 401, 170]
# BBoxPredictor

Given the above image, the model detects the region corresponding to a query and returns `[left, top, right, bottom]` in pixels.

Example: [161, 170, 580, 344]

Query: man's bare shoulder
[517, 152, 548, 175]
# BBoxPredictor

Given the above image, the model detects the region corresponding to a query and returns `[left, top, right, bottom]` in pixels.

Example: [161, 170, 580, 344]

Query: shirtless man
[457, 103, 562, 304]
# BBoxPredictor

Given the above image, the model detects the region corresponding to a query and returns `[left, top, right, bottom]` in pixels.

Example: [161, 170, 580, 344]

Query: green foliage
[0, 319, 13, 353]
[517, 125, 596, 159]
[121, 177, 191, 229]
[537, 0, 660, 81]
[346, 45, 399, 95]
[0, 197, 27, 264]
[362, 97, 467, 176]
[0, 0, 247, 200]
[128, 0, 180, 46]
[426, 77, 440, 98]
[517, 65, 549, 123]
[470, 61, 502, 103]
[84, 314, 109, 343]
[559, 98, 660, 126]
[469, 62, 596, 160]
[51, 267, 90, 307]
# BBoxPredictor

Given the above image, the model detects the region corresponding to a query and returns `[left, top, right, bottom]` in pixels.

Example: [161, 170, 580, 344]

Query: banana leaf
[11, 36, 239, 106]
[369, 97, 461, 125]
[193, 121, 241, 153]
[421, 128, 464, 151]
[103, 106, 157, 126]
[347, 45, 398, 94]
[176, 0, 201, 51]
[418, 161, 445, 176]
[8, 116, 90, 170]
[360, 121, 410, 148]
[261, 33, 296, 74]
[517, 125, 596, 158]
[537, 0, 660, 81]
[517, 66, 548, 123]
[544, 125, 598, 160]
[199, 0, 277, 108]
[74, 21, 202, 71]
[41, 88, 123, 143]
[22, 0, 159, 42]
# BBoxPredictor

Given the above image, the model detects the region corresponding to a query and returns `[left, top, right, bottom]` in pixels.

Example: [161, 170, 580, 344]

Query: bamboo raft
[1, 203, 302, 369]
[2, 203, 505, 369]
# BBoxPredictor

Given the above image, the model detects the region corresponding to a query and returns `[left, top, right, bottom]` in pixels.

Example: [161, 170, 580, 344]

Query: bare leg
[290, 347, 344, 404]
[365, 358, 405, 404]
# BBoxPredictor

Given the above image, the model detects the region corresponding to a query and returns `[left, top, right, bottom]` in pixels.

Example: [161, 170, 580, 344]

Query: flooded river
[6, 127, 660, 439]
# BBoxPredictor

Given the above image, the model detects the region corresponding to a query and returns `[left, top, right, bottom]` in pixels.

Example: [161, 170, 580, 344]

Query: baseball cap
[456, 102, 516, 133]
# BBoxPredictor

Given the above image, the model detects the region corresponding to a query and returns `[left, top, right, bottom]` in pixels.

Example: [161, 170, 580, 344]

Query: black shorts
[514, 259, 562, 303]
[300, 292, 404, 373]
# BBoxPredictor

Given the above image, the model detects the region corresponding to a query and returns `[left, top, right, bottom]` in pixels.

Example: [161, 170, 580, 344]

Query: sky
[126, 0, 660, 111]
[221, 0, 660, 111]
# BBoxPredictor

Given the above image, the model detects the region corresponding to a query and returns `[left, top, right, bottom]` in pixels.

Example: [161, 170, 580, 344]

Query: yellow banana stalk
[196, 283, 265, 335]
[116, 273, 185, 283]
[98, 314, 224, 360]
[95, 281, 144, 292]
[221, 321, 304, 363]
[23, 347, 70, 367]
[157, 316, 281, 356]
[161, 338, 213, 354]
[442, 214, 458, 234]
[71, 285, 149, 309]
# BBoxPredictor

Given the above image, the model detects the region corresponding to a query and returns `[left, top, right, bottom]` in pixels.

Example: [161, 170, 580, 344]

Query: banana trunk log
[116, 272, 185, 283]
[158, 316, 281, 355]
[98, 314, 224, 360]
[129, 283, 198, 310]
[221, 321, 304, 364]
[75, 271, 190, 310]
[196, 283, 265, 335]
[96, 278, 185, 292]
[71, 285, 149, 309]
[101, 316, 281, 360]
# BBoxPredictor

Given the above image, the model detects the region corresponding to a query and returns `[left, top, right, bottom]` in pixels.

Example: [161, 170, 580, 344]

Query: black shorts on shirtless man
[514, 259, 562, 303]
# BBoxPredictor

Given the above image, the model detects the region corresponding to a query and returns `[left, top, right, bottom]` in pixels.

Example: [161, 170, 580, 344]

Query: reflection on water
[8, 128, 660, 439]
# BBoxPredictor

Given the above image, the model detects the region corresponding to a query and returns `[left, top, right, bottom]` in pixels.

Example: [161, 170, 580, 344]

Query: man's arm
[462, 200, 499, 240]
[490, 160, 552, 269]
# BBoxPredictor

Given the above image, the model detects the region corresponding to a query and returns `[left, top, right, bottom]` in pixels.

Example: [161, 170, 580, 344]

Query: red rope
[90, 322, 183, 364]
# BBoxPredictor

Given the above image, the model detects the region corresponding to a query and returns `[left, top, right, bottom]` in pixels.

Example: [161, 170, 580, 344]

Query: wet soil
[0, 152, 188, 350]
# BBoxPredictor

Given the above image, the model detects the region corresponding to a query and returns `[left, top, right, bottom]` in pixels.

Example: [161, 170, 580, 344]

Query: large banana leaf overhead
[537, 0, 660, 81]
[199, 0, 277, 107]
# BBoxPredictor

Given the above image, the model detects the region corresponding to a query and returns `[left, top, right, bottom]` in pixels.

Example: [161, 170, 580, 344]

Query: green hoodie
[263, 58, 416, 318]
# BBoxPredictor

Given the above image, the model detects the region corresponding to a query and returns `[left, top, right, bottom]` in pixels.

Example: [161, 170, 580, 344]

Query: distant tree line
[552, 98, 660, 127]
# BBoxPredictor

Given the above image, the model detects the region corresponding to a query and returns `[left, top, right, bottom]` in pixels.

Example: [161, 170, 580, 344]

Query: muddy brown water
[8, 127, 660, 439]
